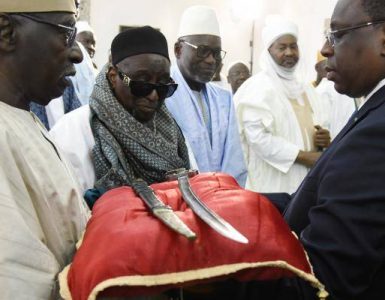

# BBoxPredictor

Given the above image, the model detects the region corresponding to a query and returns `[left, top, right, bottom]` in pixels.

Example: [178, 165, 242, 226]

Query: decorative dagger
[131, 178, 196, 241]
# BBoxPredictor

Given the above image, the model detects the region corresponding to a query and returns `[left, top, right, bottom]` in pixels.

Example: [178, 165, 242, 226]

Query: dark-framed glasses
[117, 69, 178, 99]
[181, 40, 226, 60]
[14, 13, 77, 47]
[325, 19, 385, 47]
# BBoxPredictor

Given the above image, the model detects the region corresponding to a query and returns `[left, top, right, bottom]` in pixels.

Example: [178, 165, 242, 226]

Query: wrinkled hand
[314, 125, 331, 148]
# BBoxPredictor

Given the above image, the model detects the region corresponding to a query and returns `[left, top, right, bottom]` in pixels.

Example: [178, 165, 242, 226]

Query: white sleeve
[243, 117, 300, 173]
[235, 82, 300, 174]
[46, 96, 65, 129]
[49, 106, 96, 193]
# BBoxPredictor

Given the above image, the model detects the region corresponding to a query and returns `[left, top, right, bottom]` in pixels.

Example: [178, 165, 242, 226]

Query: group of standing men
[1, 0, 385, 299]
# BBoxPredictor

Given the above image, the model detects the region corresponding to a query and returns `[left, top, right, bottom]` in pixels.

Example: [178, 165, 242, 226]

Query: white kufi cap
[262, 15, 298, 48]
[178, 5, 220, 38]
[76, 21, 94, 34]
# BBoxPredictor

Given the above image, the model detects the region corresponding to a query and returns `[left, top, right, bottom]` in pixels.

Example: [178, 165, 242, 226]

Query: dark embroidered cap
[111, 26, 170, 65]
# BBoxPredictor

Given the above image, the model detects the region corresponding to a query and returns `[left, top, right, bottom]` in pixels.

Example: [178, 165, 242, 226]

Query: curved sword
[166, 169, 248, 244]
[132, 179, 196, 241]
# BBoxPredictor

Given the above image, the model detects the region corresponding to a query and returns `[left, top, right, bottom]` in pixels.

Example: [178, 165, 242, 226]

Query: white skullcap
[76, 21, 94, 34]
[262, 15, 298, 48]
[178, 5, 220, 38]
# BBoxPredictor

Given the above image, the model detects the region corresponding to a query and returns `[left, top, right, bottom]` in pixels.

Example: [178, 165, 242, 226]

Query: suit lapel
[332, 86, 385, 144]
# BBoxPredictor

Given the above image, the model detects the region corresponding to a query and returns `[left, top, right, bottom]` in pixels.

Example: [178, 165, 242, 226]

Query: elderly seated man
[50, 26, 195, 195]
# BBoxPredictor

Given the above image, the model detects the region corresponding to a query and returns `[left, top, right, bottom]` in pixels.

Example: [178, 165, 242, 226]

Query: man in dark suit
[262, 0, 385, 299]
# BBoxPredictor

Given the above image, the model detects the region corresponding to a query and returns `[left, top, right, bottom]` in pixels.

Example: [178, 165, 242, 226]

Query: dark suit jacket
[276, 85, 385, 300]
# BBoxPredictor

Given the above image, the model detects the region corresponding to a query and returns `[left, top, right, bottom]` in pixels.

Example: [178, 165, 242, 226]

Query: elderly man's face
[321, 0, 385, 98]
[13, 12, 82, 106]
[176, 35, 222, 87]
[227, 63, 250, 94]
[268, 35, 299, 69]
[108, 53, 171, 123]
[76, 31, 96, 58]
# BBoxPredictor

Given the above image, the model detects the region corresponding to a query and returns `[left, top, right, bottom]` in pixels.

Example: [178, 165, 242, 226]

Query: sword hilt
[165, 168, 198, 181]
[132, 179, 170, 211]
[131, 178, 197, 241]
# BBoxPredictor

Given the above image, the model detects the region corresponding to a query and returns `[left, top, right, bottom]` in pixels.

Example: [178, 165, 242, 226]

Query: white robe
[234, 71, 329, 193]
[70, 42, 97, 106]
[46, 96, 65, 128]
[316, 78, 356, 139]
[49, 105, 199, 194]
[0, 102, 89, 300]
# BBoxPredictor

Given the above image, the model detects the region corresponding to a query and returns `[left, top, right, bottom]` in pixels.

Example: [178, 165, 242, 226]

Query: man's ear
[0, 14, 16, 52]
[107, 65, 118, 89]
[174, 41, 182, 59]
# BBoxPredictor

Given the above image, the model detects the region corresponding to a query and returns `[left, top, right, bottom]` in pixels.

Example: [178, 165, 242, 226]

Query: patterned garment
[30, 81, 82, 129]
[90, 68, 190, 190]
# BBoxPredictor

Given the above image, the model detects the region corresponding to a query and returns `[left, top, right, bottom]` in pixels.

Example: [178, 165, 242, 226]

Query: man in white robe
[0, 1, 89, 299]
[234, 17, 330, 194]
[70, 42, 97, 106]
[166, 5, 247, 186]
[313, 53, 357, 139]
[316, 78, 358, 139]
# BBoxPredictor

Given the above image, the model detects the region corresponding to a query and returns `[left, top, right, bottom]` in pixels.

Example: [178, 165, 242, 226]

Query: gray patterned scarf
[90, 67, 190, 190]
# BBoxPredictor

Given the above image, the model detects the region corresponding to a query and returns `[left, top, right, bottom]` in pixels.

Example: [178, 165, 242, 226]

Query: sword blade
[177, 175, 248, 244]
[132, 179, 196, 241]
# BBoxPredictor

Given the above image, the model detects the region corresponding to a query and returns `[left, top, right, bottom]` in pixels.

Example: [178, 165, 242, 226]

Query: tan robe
[289, 93, 316, 152]
[0, 102, 89, 300]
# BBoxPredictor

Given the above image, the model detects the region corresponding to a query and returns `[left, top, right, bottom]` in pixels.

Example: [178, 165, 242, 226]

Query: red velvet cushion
[60, 173, 326, 300]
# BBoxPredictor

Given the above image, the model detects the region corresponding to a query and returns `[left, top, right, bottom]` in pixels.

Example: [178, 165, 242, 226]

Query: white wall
[90, 0, 337, 81]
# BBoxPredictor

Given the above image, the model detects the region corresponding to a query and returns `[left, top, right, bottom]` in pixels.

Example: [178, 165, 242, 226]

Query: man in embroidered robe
[234, 16, 331, 194]
[50, 26, 194, 193]
[166, 5, 247, 187]
[0, 1, 89, 299]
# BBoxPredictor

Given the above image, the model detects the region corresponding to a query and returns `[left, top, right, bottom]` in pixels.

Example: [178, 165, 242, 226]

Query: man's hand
[314, 125, 331, 149]
[296, 151, 322, 168]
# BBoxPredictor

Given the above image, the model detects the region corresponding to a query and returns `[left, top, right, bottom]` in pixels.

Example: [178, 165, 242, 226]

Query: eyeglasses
[14, 13, 77, 47]
[181, 40, 226, 60]
[117, 69, 178, 99]
[325, 19, 385, 47]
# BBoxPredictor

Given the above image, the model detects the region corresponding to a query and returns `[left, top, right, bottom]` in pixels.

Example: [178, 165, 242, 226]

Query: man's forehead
[77, 31, 95, 39]
[273, 34, 297, 45]
[331, 0, 368, 28]
[184, 34, 221, 46]
[230, 64, 248, 72]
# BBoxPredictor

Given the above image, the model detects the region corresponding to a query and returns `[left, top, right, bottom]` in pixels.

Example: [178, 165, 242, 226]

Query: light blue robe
[166, 65, 247, 186]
